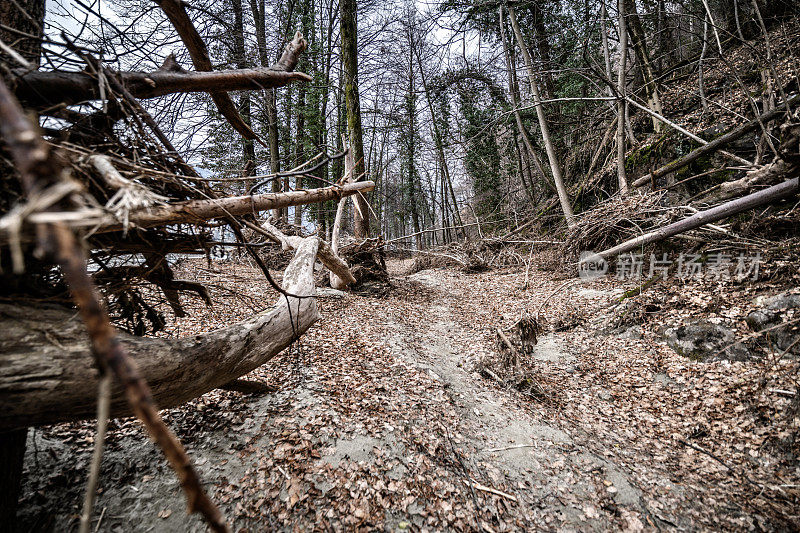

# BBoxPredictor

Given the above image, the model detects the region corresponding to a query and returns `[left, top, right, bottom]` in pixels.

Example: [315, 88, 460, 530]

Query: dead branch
[0, 236, 323, 430]
[79, 374, 110, 533]
[14, 63, 312, 108]
[3, 181, 374, 241]
[154, 1, 306, 145]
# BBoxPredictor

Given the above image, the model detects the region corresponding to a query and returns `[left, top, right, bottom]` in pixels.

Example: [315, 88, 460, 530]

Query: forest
[0, 0, 799, 530]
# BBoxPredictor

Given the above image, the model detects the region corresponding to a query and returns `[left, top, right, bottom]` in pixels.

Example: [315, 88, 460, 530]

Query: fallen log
[593, 176, 799, 260]
[632, 95, 800, 188]
[0, 236, 322, 431]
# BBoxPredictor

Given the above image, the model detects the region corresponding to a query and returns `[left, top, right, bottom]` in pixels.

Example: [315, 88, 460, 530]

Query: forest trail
[18, 260, 717, 532]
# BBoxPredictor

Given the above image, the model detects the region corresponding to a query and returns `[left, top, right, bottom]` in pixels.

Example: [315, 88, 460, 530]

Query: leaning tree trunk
[506, 6, 575, 227]
[0, 237, 327, 431]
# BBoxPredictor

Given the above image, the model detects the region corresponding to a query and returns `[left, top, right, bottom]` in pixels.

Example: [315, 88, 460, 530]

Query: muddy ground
[15, 257, 799, 531]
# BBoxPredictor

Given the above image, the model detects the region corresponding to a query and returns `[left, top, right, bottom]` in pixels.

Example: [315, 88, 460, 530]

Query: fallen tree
[593, 175, 799, 260]
[13, 59, 312, 108]
[632, 95, 800, 189]
[0, 179, 374, 243]
[0, 6, 347, 527]
[0, 235, 324, 431]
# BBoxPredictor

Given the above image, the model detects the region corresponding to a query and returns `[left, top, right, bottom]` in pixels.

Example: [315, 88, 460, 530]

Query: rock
[618, 326, 643, 339]
[745, 292, 800, 355]
[663, 321, 750, 361]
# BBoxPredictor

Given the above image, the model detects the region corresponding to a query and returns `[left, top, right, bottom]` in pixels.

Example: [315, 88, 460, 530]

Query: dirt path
[16, 261, 785, 531]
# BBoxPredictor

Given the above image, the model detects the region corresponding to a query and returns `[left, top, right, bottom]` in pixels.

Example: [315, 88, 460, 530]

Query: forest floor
[16, 256, 799, 532]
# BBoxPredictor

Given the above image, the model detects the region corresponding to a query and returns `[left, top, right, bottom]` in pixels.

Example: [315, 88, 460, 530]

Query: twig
[79, 374, 111, 533]
[484, 444, 535, 453]
[536, 279, 581, 321]
[709, 316, 800, 360]
[93, 507, 106, 533]
[470, 481, 518, 502]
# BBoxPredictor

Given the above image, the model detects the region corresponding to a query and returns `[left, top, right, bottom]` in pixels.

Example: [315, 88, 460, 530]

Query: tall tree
[249, 0, 283, 218]
[506, 5, 575, 227]
[340, 0, 369, 238]
[231, 0, 256, 183]
[616, 0, 630, 194]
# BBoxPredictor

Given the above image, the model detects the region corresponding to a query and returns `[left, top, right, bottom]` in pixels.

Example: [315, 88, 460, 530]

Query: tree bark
[13, 61, 311, 109]
[340, 0, 369, 238]
[616, 0, 630, 194]
[499, 5, 549, 200]
[0, 237, 325, 431]
[5, 181, 374, 241]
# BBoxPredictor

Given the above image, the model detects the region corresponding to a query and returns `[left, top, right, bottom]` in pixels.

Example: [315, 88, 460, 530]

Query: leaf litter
[16, 255, 800, 531]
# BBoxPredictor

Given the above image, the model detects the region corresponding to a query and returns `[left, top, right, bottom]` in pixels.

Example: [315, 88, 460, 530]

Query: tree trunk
[340, 0, 369, 238]
[294, 84, 306, 227]
[248, 0, 283, 219]
[0, 237, 328, 431]
[499, 6, 547, 202]
[506, 6, 574, 227]
[231, 0, 256, 183]
[413, 35, 465, 235]
[595, 176, 799, 260]
[14, 60, 311, 109]
[623, 0, 664, 132]
[616, 0, 630, 194]
[0, 0, 45, 66]
[5, 181, 374, 242]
